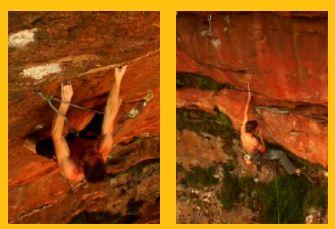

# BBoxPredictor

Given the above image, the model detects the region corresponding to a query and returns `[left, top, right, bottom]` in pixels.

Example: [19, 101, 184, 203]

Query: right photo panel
[176, 11, 328, 224]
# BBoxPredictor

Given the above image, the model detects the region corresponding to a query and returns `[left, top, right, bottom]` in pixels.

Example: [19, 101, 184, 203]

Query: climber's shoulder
[66, 170, 84, 182]
[241, 132, 261, 153]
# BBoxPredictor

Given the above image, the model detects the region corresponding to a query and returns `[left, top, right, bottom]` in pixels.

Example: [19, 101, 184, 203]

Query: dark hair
[245, 120, 258, 133]
[83, 156, 106, 183]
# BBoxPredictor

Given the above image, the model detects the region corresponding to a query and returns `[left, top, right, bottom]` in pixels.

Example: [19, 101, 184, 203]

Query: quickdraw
[207, 14, 212, 36]
[127, 90, 153, 119]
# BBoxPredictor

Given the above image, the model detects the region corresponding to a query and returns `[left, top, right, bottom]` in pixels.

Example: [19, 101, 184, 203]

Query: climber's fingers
[60, 82, 73, 102]
[66, 83, 72, 93]
[115, 65, 127, 79]
[61, 82, 72, 93]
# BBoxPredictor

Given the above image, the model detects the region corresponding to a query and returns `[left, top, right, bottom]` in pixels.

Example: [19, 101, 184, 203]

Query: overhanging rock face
[177, 12, 327, 166]
[8, 12, 160, 223]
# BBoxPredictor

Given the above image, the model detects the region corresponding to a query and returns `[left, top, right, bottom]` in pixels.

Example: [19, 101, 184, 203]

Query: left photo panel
[8, 11, 160, 224]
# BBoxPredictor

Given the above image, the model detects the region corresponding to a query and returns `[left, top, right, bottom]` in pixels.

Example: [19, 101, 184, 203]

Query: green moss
[177, 108, 237, 156]
[218, 161, 255, 210]
[255, 174, 328, 224]
[303, 183, 328, 211]
[176, 109, 235, 139]
[218, 169, 240, 210]
[176, 72, 234, 91]
[181, 166, 218, 189]
[222, 160, 236, 172]
[176, 109, 327, 223]
[216, 159, 327, 223]
[238, 176, 256, 209]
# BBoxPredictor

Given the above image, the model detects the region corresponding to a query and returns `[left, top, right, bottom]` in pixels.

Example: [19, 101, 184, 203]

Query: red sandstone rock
[176, 12, 327, 167]
[8, 12, 160, 223]
[177, 87, 327, 167]
[177, 12, 327, 104]
[177, 130, 231, 169]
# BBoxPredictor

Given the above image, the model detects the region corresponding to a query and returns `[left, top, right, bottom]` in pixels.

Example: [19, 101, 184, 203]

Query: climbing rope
[273, 163, 280, 224]
[35, 89, 154, 135]
[43, 95, 78, 135]
[36, 91, 104, 115]
[247, 74, 251, 96]
[248, 75, 280, 223]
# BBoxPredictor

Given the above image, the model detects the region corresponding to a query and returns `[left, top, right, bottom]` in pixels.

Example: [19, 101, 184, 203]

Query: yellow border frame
[1, 0, 332, 226]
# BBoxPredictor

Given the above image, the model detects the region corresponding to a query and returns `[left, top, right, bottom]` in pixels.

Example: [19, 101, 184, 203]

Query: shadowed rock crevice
[177, 72, 235, 91]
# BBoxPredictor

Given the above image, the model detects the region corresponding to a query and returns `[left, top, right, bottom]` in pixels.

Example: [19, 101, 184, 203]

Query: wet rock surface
[8, 12, 160, 223]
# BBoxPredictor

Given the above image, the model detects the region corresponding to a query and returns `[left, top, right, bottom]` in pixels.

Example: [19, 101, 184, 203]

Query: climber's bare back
[241, 131, 265, 154]
[240, 87, 266, 155]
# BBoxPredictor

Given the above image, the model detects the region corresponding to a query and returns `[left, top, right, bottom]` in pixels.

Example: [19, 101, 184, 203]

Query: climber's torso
[241, 132, 266, 154]
[36, 134, 100, 168]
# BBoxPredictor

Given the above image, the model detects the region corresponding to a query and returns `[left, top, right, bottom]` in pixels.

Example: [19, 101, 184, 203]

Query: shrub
[181, 165, 218, 189]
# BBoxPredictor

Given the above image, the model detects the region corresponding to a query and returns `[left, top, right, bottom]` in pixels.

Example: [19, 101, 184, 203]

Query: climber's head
[82, 149, 106, 183]
[245, 120, 258, 133]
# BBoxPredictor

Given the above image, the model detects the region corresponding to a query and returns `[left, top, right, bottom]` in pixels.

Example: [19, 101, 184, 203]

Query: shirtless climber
[241, 88, 301, 175]
[24, 65, 127, 183]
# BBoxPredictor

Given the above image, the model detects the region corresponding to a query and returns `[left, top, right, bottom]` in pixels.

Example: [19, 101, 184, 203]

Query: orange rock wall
[177, 12, 327, 166]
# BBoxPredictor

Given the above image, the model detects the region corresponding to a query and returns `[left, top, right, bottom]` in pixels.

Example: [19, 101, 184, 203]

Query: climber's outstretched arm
[99, 65, 127, 161]
[241, 90, 252, 132]
[51, 84, 83, 181]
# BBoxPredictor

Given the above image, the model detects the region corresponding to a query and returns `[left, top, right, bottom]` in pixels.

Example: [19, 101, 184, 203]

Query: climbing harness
[35, 89, 154, 136]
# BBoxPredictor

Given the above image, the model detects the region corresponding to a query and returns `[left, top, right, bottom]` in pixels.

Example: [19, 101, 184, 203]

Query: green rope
[248, 75, 280, 223]
[273, 163, 280, 224]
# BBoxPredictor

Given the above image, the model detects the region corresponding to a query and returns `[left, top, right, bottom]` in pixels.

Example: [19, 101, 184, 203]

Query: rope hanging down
[247, 74, 251, 96]
[247, 75, 280, 224]
[273, 163, 280, 224]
